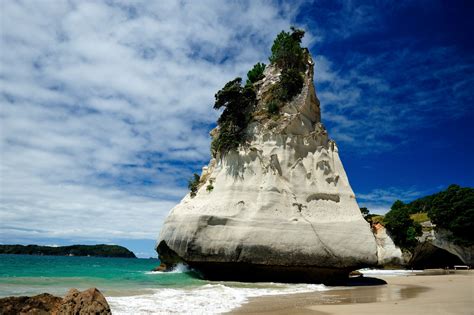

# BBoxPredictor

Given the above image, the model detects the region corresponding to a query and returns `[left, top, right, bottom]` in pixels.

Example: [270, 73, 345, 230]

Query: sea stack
[157, 31, 378, 284]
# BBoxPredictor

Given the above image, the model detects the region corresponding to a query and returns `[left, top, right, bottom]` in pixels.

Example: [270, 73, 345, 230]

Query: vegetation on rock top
[266, 27, 306, 115]
[211, 26, 307, 158]
[211, 78, 256, 155]
[246, 62, 266, 87]
[189, 27, 308, 196]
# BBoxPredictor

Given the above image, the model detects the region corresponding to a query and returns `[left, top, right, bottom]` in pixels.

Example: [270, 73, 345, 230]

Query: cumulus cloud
[0, 0, 306, 242]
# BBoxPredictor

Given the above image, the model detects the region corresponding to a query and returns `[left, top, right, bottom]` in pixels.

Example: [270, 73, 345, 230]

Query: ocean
[0, 254, 329, 314]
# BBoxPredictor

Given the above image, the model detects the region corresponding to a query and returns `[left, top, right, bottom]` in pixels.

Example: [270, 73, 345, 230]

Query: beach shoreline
[230, 272, 473, 315]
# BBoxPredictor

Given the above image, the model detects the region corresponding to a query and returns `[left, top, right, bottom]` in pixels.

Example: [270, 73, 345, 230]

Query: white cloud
[356, 187, 424, 214]
[0, 0, 306, 242]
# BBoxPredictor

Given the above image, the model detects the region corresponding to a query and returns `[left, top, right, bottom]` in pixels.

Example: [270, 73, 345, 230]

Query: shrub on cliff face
[384, 200, 422, 250]
[267, 100, 280, 115]
[188, 173, 201, 197]
[246, 62, 266, 86]
[277, 68, 304, 101]
[212, 77, 256, 155]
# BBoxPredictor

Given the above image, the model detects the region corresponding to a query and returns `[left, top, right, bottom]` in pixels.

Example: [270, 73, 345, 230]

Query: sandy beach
[230, 272, 473, 315]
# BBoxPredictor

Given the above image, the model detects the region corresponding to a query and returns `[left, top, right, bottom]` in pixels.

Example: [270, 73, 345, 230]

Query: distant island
[0, 244, 136, 258]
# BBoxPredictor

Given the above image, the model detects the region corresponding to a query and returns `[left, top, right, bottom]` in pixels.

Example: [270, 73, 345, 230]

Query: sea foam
[107, 282, 328, 315]
[145, 263, 190, 275]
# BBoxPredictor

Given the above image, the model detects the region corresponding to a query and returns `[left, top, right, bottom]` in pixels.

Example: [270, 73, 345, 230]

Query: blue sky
[1, 1, 473, 258]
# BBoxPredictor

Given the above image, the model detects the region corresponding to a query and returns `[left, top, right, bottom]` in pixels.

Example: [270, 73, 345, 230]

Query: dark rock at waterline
[0, 288, 111, 315]
[152, 262, 168, 272]
[345, 276, 387, 286]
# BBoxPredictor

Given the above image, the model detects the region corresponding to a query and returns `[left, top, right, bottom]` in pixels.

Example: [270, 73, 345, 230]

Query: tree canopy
[211, 78, 256, 155]
[246, 62, 266, 86]
[269, 27, 305, 70]
[384, 200, 422, 250]
[426, 184, 474, 245]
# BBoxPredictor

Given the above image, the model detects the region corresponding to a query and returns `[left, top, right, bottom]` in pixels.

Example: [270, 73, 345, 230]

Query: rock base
[187, 261, 353, 285]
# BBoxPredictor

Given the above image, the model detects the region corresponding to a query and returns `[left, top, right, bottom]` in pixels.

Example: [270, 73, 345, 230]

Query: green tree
[277, 68, 304, 101]
[267, 27, 306, 107]
[384, 200, 422, 249]
[427, 184, 474, 245]
[360, 207, 370, 217]
[246, 62, 266, 86]
[212, 78, 256, 154]
[269, 27, 305, 70]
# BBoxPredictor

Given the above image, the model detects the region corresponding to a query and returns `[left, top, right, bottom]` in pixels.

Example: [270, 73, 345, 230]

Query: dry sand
[230, 272, 473, 315]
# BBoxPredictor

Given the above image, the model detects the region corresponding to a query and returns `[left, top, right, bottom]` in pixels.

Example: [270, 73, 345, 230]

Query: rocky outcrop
[0, 293, 62, 315]
[56, 288, 111, 315]
[432, 229, 474, 265]
[0, 288, 111, 315]
[372, 223, 403, 266]
[157, 51, 378, 284]
[409, 241, 464, 269]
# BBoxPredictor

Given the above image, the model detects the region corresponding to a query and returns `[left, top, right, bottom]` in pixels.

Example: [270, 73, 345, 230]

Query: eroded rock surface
[0, 288, 111, 315]
[157, 52, 378, 283]
[373, 222, 403, 266]
[0, 293, 61, 315]
[56, 288, 111, 315]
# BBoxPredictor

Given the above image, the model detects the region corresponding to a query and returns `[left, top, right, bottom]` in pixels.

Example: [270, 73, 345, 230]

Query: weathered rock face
[409, 241, 464, 269]
[56, 288, 111, 315]
[0, 293, 61, 315]
[431, 229, 474, 265]
[157, 52, 378, 284]
[0, 288, 111, 315]
[373, 223, 403, 266]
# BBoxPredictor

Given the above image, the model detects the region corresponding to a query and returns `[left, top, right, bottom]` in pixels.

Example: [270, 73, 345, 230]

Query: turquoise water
[0, 254, 204, 298]
[0, 254, 331, 314]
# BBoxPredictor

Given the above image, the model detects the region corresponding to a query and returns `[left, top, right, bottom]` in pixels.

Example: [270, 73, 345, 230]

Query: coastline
[230, 272, 473, 315]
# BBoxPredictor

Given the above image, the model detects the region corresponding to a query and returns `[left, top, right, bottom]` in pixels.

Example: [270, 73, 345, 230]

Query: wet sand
[230, 272, 473, 315]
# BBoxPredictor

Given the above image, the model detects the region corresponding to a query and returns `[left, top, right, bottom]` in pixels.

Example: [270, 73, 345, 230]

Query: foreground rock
[157, 48, 379, 284]
[0, 293, 61, 315]
[56, 288, 111, 314]
[0, 288, 111, 315]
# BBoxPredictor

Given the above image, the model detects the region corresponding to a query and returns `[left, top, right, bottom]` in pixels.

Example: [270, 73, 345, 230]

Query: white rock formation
[373, 223, 403, 265]
[157, 51, 378, 283]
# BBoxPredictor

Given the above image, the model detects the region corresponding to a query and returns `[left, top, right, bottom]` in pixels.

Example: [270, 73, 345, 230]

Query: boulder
[0, 293, 61, 315]
[0, 288, 111, 315]
[157, 51, 378, 284]
[152, 262, 168, 272]
[56, 288, 111, 315]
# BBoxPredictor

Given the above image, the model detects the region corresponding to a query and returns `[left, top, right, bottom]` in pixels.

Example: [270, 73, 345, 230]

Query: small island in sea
[0, 244, 136, 258]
